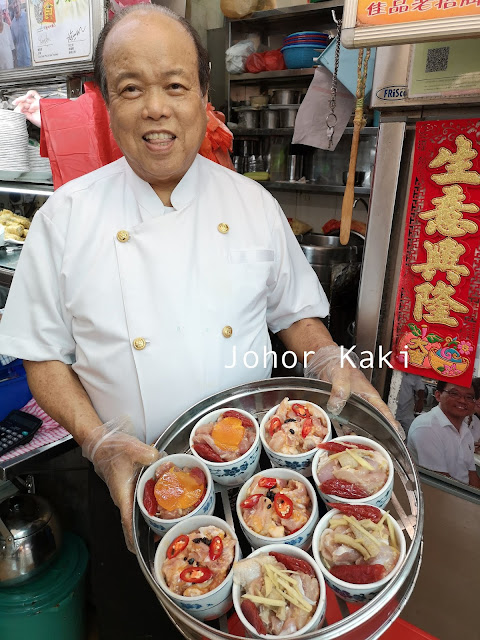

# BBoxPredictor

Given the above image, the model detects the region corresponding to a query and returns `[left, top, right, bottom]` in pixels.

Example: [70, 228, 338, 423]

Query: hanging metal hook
[331, 9, 340, 25]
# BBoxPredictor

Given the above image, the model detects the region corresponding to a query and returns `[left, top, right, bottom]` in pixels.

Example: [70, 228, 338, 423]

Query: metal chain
[326, 19, 342, 149]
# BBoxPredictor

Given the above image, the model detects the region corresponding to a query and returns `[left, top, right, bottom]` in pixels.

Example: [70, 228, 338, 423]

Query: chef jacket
[0, 155, 328, 443]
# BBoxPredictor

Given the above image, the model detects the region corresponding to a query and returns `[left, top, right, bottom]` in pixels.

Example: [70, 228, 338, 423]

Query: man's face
[103, 13, 207, 198]
[13, 0, 20, 18]
[435, 384, 475, 421]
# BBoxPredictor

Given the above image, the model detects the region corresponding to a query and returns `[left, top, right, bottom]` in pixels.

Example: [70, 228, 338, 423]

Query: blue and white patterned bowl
[312, 507, 406, 603]
[312, 435, 394, 509]
[154, 515, 240, 621]
[189, 407, 261, 487]
[259, 399, 331, 477]
[232, 543, 327, 638]
[137, 454, 215, 536]
[236, 468, 319, 550]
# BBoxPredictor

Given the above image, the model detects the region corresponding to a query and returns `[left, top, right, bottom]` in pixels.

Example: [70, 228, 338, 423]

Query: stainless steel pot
[270, 89, 299, 104]
[260, 108, 278, 129]
[279, 107, 299, 128]
[237, 109, 259, 128]
[0, 494, 62, 586]
[133, 378, 423, 640]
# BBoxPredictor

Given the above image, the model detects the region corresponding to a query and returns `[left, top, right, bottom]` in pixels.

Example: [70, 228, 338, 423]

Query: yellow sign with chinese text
[357, 0, 480, 25]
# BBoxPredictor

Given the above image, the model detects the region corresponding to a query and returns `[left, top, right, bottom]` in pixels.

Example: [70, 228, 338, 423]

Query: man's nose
[141, 88, 172, 120]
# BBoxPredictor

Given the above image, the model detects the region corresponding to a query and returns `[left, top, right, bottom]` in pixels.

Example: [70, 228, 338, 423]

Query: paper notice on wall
[27, 0, 93, 66]
[408, 39, 480, 100]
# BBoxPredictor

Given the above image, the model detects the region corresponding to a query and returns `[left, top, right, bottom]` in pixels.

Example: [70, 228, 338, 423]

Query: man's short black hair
[436, 379, 479, 399]
[436, 380, 447, 393]
[93, 4, 210, 104]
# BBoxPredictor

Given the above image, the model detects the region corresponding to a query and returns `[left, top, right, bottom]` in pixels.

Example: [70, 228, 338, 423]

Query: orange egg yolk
[154, 466, 204, 512]
[211, 416, 245, 451]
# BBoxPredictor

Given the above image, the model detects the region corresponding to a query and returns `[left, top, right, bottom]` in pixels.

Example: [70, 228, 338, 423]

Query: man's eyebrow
[112, 68, 189, 85]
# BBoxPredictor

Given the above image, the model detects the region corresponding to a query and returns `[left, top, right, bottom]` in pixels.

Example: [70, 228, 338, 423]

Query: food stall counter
[0, 248, 21, 288]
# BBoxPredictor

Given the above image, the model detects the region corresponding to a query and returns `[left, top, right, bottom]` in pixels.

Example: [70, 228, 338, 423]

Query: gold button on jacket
[222, 326, 233, 338]
[133, 337, 147, 350]
[217, 223, 229, 234]
[116, 230, 130, 243]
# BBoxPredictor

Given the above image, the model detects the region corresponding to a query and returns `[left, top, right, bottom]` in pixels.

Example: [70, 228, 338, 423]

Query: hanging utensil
[340, 48, 371, 246]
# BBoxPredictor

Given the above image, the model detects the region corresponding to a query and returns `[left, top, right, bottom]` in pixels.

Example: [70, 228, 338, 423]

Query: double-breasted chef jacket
[0, 155, 329, 443]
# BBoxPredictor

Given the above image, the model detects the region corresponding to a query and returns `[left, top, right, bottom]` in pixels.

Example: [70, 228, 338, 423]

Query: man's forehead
[105, 11, 186, 52]
[444, 384, 474, 393]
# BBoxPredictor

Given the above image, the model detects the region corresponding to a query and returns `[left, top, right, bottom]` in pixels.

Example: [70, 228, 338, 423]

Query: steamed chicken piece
[241, 477, 312, 537]
[193, 412, 256, 462]
[319, 515, 399, 577]
[162, 525, 236, 596]
[317, 447, 388, 496]
[234, 555, 320, 636]
[266, 397, 328, 455]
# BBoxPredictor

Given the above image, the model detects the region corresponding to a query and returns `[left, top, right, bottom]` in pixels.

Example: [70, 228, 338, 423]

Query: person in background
[468, 377, 480, 452]
[0, 12, 14, 70]
[10, 0, 31, 68]
[395, 372, 425, 435]
[407, 380, 480, 488]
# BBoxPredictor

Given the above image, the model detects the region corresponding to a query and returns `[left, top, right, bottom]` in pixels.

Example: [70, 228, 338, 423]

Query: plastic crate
[0, 359, 32, 421]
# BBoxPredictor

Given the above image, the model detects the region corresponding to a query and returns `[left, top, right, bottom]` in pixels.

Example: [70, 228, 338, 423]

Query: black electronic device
[0, 410, 43, 456]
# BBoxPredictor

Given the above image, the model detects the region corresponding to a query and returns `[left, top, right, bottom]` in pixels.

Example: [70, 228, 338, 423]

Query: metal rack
[133, 377, 423, 640]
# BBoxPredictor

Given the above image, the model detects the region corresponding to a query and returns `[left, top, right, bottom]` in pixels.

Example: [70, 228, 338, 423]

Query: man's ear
[434, 390, 442, 403]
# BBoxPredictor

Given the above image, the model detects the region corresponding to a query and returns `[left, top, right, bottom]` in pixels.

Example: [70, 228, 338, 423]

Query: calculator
[0, 410, 43, 456]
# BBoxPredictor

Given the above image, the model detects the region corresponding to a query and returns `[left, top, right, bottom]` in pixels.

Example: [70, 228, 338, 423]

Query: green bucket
[0, 533, 89, 640]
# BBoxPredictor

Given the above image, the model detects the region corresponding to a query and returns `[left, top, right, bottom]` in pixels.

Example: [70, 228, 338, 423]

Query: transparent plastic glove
[305, 345, 404, 438]
[12, 90, 42, 127]
[81, 416, 161, 552]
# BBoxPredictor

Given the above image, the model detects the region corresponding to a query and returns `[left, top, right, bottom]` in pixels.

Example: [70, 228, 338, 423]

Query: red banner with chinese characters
[391, 119, 480, 386]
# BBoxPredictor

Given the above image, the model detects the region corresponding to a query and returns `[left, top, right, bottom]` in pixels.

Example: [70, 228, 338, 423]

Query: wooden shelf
[230, 68, 316, 83]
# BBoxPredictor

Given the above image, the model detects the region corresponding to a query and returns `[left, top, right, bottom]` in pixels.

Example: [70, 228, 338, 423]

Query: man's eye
[122, 85, 139, 94]
[169, 83, 185, 91]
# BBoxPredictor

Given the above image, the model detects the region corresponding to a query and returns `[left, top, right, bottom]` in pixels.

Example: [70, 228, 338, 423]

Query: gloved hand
[12, 90, 42, 127]
[82, 416, 161, 552]
[304, 345, 404, 438]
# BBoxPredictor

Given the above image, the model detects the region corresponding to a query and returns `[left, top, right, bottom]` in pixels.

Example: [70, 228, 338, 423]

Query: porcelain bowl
[232, 543, 327, 638]
[189, 407, 261, 487]
[312, 507, 406, 603]
[137, 454, 215, 536]
[154, 515, 240, 621]
[260, 399, 331, 476]
[312, 435, 394, 509]
[236, 468, 319, 550]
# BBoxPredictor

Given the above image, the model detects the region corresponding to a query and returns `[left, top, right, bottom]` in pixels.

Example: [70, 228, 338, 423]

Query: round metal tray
[134, 377, 423, 640]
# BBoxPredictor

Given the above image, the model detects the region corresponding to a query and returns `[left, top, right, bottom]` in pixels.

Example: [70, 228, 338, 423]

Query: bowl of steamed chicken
[312, 504, 405, 603]
[236, 469, 319, 550]
[154, 515, 239, 621]
[137, 454, 215, 535]
[312, 435, 394, 509]
[260, 398, 331, 476]
[189, 407, 261, 487]
[232, 544, 326, 638]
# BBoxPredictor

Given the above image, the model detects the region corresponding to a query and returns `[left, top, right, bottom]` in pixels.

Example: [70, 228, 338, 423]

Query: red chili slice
[292, 403, 309, 417]
[301, 417, 313, 438]
[330, 564, 386, 584]
[166, 534, 189, 560]
[241, 599, 267, 635]
[274, 493, 293, 519]
[317, 442, 350, 453]
[269, 552, 315, 577]
[320, 478, 370, 499]
[258, 477, 277, 489]
[143, 479, 157, 516]
[240, 493, 263, 509]
[193, 442, 224, 463]
[209, 536, 223, 561]
[269, 417, 282, 438]
[179, 566, 212, 583]
[222, 410, 254, 429]
[327, 503, 382, 523]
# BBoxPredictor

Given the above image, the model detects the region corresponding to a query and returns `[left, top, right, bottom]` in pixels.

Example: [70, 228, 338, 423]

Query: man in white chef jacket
[0, 6, 397, 637]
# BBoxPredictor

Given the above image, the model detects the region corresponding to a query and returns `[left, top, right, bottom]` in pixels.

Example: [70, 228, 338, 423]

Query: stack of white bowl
[24, 143, 52, 180]
[0, 110, 29, 179]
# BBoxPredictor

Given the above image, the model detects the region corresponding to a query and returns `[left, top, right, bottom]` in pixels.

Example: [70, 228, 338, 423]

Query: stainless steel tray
[134, 377, 423, 640]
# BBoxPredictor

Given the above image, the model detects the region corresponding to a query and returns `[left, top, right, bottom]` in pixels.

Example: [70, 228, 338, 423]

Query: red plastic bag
[245, 52, 266, 73]
[40, 83, 234, 189]
[263, 49, 286, 71]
